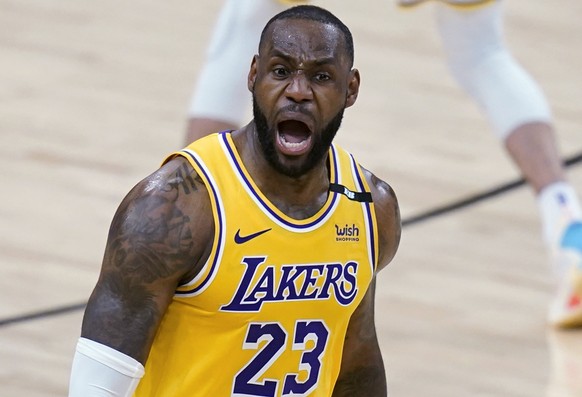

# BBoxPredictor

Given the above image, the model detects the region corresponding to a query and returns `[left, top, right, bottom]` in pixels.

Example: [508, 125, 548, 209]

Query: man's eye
[314, 73, 331, 82]
[273, 67, 288, 77]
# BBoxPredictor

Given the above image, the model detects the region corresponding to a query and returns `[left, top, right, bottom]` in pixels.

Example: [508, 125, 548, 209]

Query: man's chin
[267, 153, 314, 178]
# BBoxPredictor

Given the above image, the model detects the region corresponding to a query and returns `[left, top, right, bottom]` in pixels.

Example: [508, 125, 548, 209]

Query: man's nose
[284, 73, 313, 103]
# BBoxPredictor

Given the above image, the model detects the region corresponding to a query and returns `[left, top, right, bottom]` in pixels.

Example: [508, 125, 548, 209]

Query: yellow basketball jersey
[134, 132, 379, 397]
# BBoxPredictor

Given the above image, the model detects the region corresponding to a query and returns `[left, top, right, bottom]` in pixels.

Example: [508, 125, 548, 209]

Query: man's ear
[247, 55, 259, 92]
[345, 68, 360, 108]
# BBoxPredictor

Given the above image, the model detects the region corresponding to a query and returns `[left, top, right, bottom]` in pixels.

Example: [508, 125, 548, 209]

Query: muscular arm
[330, 168, 401, 396]
[81, 157, 214, 364]
[333, 278, 386, 396]
[365, 169, 401, 272]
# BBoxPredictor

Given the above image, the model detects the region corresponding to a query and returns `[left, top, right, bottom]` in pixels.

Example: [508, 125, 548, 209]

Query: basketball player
[68, 6, 401, 396]
[185, 0, 582, 328]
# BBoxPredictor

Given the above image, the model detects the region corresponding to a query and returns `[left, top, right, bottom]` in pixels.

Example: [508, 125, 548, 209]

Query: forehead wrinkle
[265, 20, 344, 59]
[267, 47, 337, 70]
[266, 34, 345, 70]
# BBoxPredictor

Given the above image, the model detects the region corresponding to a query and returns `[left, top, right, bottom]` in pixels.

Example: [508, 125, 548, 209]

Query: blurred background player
[184, 0, 582, 328]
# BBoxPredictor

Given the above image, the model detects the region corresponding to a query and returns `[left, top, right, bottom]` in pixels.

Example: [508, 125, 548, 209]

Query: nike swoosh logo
[234, 228, 272, 244]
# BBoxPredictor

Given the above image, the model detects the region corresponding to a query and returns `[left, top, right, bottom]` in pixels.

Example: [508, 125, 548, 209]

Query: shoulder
[109, 156, 215, 282]
[361, 167, 401, 272]
[121, 156, 212, 221]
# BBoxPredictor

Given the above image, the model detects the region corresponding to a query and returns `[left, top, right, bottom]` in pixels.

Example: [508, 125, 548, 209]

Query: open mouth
[277, 120, 312, 155]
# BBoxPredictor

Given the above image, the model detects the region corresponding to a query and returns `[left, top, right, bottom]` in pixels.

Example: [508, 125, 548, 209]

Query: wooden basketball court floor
[1, 0, 581, 395]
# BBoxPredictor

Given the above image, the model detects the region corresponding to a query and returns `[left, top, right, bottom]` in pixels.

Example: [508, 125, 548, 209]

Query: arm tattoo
[83, 163, 203, 361]
[164, 162, 202, 195]
[109, 194, 194, 283]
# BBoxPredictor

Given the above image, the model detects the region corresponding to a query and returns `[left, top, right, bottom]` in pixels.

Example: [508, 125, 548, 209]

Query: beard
[252, 94, 345, 178]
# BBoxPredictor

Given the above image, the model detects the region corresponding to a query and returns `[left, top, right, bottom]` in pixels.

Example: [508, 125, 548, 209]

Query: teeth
[278, 132, 310, 153]
[281, 135, 304, 148]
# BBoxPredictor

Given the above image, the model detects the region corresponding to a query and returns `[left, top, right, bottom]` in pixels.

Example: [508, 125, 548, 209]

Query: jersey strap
[329, 183, 373, 203]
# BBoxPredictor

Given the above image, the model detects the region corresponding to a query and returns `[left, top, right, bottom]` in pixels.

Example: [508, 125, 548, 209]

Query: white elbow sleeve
[188, 0, 290, 124]
[435, 1, 552, 140]
[68, 337, 145, 397]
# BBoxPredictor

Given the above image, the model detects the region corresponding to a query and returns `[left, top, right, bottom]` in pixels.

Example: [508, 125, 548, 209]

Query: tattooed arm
[80, 157, 214, 363]
[333, 278, 387, 397]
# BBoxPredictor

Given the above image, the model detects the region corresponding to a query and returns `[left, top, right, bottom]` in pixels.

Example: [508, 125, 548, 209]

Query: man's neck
[231, 124, 331, 219]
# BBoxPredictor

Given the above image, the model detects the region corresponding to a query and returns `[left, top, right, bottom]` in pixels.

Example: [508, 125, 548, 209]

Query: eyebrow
[269, 48, 337, 65]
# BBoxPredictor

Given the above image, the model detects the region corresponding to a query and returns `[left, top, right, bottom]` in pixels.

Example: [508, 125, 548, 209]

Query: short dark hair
[259, 5, 354, 67]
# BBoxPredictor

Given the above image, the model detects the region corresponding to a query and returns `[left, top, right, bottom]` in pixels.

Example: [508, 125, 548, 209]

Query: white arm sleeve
[68, 337, 145, 397]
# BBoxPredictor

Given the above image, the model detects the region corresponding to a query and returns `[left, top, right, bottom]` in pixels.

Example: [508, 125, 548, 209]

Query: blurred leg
[185, 0, 292, 144]
[435, 0, 582, 327]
